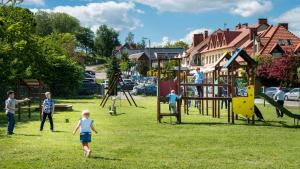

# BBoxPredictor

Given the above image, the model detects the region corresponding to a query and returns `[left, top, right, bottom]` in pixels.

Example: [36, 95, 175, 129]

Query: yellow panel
[232, 85, 255, 118]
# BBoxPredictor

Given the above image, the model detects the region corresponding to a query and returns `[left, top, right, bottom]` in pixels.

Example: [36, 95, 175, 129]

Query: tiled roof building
[184, 18, 300, 71]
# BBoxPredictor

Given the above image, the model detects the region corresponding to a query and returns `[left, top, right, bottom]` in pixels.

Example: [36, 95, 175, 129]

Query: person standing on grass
[273, 87, 285, 117]
[166, 89, 181, 114]
[193, 67, 204, 97]
[73, 110, 98, 157]
[40, 92, 55, 131]
[5, 90, 30, 135]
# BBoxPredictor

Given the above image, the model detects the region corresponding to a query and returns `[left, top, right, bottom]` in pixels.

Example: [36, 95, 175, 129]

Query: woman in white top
[73, 110, 98, 157]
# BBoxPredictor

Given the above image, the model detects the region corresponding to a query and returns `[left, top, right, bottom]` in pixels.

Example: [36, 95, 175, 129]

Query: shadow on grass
[180, 120, 300, 128]
[15, 133, 42, 137]
[113, 113, 126, 116]
[91, 156, 122, 161]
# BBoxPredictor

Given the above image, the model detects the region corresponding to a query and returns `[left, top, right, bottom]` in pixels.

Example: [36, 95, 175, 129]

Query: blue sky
[21, 0, 300, 46]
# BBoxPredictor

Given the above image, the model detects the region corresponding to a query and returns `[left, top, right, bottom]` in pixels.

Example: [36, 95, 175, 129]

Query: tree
[125, 32, 134, 45]
[106, 56, 120, 95]
[94, 25, 120, 57]
[136, 38, 146, 49]
[75, 27, 94, 54]
[164, 40, 189, 50]
[34, 11, 53, 36]
[51, 13, 80, 34]
[120, 52, 130, 72]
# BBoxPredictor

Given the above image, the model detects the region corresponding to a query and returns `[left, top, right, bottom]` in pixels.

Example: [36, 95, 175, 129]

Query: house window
[287, 39, 293, 46]
[278, 39, 285, 46]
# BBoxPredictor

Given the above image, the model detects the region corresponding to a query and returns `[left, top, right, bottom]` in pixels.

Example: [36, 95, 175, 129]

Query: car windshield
[266, 88, 277, 91]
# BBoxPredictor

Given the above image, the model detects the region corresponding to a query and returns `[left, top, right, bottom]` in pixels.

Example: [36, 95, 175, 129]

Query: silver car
[265, 87, 278, 98]
[284, 88, 300, 101]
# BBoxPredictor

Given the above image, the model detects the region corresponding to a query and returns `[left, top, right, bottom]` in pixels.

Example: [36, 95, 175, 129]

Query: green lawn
[0, 97, 300, 169]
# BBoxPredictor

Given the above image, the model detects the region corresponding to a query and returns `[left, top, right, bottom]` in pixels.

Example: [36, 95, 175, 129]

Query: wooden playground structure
[15, 79, 48, 120]
[156, 49, 259, 124]
[100, 72, 137, 108]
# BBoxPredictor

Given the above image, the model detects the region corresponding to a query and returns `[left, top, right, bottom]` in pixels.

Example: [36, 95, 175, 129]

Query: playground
[1, 49, 300, 169]
[0, 97, 300, 169]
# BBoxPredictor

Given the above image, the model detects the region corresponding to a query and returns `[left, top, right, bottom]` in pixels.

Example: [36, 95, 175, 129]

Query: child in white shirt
[73, 110, 98, 157]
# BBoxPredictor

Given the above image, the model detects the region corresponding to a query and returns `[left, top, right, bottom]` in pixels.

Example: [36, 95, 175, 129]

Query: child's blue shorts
[80, 132, 91, 143]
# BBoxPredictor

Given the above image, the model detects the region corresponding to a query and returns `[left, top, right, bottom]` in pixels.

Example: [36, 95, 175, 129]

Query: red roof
[259, 26, 300, 55]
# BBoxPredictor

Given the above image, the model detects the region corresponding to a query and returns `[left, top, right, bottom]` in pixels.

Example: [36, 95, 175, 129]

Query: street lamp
[142, 37, 151, 67]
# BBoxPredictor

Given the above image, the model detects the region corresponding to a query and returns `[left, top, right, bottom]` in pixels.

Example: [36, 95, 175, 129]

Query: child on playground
[73, 110, 98, 157]
[5, 90, 30, 135]
[40, 92, 55, 131]
[166, 89, 181, 114]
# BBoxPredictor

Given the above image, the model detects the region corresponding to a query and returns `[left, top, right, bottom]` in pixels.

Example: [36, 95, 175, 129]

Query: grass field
[0, 97, 300, 169]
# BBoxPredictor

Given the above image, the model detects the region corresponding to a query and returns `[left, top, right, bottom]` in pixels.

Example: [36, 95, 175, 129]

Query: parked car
[284, 88, 300, 101]
[85, 70, 96, 76]
[131, 83, 157, 96]
[84, 72, 95, 79]
[79, 80, 103, 95]
[264, 87, 278, 98]
[121, 79, 135, 90]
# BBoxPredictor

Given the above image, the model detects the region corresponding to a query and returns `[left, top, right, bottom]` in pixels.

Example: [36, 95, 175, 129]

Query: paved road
[255, 98, 300, 107]
[86, 65, 107, 80]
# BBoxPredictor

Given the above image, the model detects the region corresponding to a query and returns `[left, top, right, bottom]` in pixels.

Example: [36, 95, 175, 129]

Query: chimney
[278, 23, 288, 30]
[258, 18, 268, 25]
[235, 23, 242, 30]
[249, 28, 257, 40]
[242, 23, 248, 28]
[193, 33, 204, 47]
[204, 30, 208, 39]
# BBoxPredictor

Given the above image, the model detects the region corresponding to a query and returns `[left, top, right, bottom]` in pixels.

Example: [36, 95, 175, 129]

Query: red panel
[159, 80, 178, 97]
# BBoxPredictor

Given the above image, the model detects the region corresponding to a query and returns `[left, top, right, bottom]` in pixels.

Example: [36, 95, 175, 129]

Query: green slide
[257, 93, 300, 120]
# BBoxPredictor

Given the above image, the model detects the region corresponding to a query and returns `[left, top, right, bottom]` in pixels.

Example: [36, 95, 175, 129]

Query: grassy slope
[0, 97, 300, 169]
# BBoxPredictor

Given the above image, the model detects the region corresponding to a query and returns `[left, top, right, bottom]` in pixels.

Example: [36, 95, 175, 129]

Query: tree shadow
[15, 133, 42, 137]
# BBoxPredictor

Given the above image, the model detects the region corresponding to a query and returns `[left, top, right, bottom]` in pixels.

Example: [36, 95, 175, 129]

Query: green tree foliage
[120, 52, 130, 72]
[0, 6, 83, 101]
[34, 11, 53, 36]
[106, 56, 120, 95]
[51, 12, 80, 34]
[125, 32, 134, 45]
[75, 27, 95, 54]
[136, 38, 146, 49]
[164, 40, 189, 50]
[95, 25, 120, 57]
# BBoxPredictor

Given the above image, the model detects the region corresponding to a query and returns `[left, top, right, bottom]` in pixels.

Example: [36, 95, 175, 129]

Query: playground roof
[22, 79, 44, 87]
[223, 49, 256, 69]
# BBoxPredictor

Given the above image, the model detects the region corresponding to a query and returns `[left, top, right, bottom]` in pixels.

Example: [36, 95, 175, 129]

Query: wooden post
[28, 87, 31, 118]
[228, 100, 231, 123]
[212, 71, 215, 118]
[206, 73, 208, 116]
[177, 59, 181, 124]
[157, 59, 161, 123]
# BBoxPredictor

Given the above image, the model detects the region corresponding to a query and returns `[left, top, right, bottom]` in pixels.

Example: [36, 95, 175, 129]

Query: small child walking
[166, 89, 181, 114]
[5, 90, 30, 135]
[40, 92, 55, 131]
[73, 110, 98, 157]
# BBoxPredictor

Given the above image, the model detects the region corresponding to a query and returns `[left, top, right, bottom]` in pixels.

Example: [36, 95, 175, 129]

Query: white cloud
[274, 6, 300, 36]
[133, 0, 272, 17]
[231, 0, 272, 17]
[31, 1, 143, 32]
[181, 28, 212, 44]
[152, 28, 211, 47]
